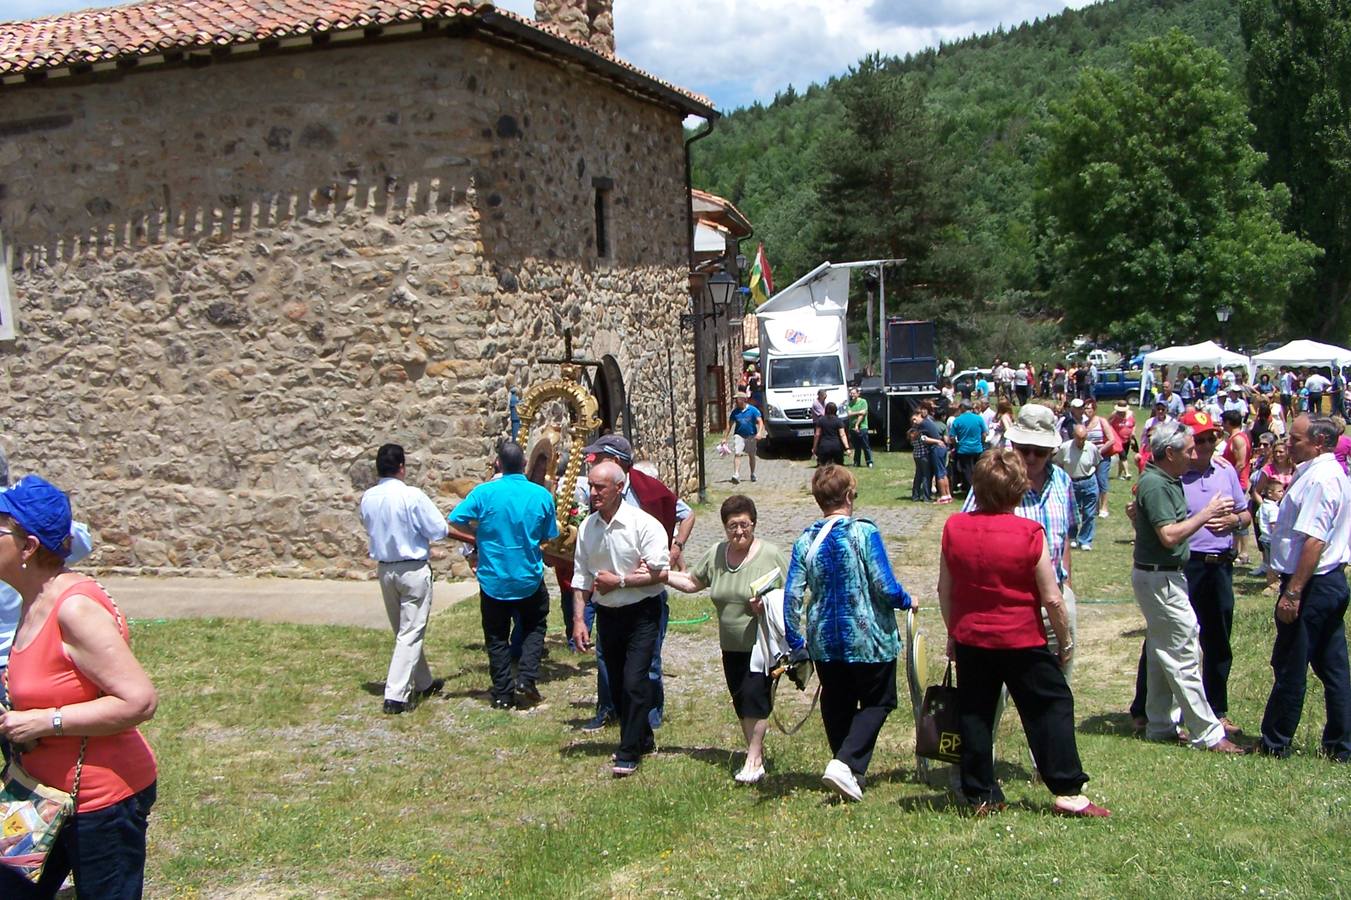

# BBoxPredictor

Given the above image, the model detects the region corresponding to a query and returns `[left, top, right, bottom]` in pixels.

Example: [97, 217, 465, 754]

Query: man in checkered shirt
[962, 404, 1077, 676]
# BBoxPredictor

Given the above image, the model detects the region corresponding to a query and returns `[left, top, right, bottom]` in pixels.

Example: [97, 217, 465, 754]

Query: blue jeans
[585, 598, 615, 719]
[1071, 477, 1098, 547]
[649, 594, 669, 729]
[0, 782, 158, 899]
[1096, 457, 1111, 502]
[1260, 570, 1351, 760]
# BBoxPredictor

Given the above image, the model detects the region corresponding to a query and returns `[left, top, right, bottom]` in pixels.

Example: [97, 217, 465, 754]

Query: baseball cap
[1179, 409, 1220, 436]
[0, 475, 74, 557]
[1070, 398, 1085, 408]
[581, 434, 633, 464]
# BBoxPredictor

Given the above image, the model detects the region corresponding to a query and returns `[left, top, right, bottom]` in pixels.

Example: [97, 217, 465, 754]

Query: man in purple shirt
[1130, 409, 1250, 733]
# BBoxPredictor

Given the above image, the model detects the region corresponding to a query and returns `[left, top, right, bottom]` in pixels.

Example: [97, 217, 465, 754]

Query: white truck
[755, 262, 853, 444]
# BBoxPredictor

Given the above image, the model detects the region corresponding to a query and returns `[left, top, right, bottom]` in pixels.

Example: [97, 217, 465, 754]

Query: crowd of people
[362, 348, 1350, 819]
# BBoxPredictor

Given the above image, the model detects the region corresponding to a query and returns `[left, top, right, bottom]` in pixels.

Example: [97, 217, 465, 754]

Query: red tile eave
[0, 0, 715, 116]
[691, 188, 752, 238]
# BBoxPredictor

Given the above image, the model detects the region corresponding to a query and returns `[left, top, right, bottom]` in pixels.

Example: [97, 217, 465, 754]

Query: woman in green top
[666, 495, 788, 784]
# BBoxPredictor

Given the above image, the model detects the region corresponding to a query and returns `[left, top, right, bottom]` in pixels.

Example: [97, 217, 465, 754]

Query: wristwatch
[619, 573, 627, 589]
[51, 708, 63, 736]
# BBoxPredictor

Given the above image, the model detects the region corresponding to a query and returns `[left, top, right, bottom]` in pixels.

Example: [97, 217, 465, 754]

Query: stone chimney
[534, 0, 615, 56]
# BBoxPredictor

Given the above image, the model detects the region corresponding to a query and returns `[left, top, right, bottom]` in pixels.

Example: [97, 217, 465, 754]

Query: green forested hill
[692, 0, 1248, 363]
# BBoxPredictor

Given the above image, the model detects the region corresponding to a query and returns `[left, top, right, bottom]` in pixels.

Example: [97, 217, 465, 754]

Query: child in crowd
[1257, 478, 1285, 593]
[908, 413, 932, 502]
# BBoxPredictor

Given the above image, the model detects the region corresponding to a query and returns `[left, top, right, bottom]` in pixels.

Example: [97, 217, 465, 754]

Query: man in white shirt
[571, 460, 671, 776]
[1221, 386, 1249, 422]
[1256, 415, 1351, 761]
[359, 443, 450, 714]
[1304, 370, 1332, 415]
[1055, 425, 1102, 551]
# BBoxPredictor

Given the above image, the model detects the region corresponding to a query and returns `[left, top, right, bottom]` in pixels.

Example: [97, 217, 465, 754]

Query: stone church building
[0, 0, 715, 577]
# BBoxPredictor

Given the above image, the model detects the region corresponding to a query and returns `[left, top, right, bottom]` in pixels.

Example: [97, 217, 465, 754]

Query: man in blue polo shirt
[949, 398, 987, 496]
[450, 442, 559, 709]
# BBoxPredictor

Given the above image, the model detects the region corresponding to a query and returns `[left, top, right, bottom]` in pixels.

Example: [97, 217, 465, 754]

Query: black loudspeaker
[889, 359, 937, 385]
[888, 319, 936, 359]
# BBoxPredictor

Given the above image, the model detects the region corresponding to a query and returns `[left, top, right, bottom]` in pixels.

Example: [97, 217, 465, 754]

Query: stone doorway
[588, 354, 631, 442]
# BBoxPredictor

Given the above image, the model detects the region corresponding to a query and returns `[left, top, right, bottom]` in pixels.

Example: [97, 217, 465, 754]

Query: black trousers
[955, 643, 1088, 804]
[597, 595, 662, 763]
[953, 452, 981, 495]
[481, 581, 549, 703]
[815, 659, 897, 777]
[1260, 571, 1351, 760]
[1130, 556, 1236, 718]
[1187, 556, 1236, 716]
[817, 447, 844, 466]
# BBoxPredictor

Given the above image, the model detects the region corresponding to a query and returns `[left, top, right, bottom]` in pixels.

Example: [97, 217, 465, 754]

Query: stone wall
[0, 35, 697, 578]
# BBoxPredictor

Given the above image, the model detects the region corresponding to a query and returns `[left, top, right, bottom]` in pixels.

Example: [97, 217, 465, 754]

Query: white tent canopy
[1250, 339, 1351, 371]
[1142, 341, 1252, 381]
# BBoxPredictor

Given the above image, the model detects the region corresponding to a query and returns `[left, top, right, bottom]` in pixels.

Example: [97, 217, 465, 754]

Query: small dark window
[592, 176, 614, 259]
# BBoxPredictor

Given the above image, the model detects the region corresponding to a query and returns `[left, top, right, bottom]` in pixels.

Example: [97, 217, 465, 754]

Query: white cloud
[6, 0, 1094, 109]
[610, 0, 1097, 110]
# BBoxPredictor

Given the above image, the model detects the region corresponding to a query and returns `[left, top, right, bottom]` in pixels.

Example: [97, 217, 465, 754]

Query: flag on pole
[748, 242, 775, 306]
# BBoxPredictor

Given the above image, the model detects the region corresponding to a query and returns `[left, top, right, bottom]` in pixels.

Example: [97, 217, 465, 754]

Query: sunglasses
[1014, 445, 1054, 459]
[1194, 433, 1220, 444]
[0, 529, 11, 537]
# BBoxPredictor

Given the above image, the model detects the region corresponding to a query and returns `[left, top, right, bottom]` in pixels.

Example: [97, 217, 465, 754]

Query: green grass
[134, 472, 1351, 897]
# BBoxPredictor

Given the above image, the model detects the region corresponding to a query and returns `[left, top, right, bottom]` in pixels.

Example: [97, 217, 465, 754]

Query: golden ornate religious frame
[516, 362, 601, 560]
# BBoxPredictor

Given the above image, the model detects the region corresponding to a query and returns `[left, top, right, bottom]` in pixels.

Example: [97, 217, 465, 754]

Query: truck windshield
[769, 355, 844, 388]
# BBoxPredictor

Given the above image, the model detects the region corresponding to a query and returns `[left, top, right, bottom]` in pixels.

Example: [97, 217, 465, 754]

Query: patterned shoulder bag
[0, 664, 90, 883]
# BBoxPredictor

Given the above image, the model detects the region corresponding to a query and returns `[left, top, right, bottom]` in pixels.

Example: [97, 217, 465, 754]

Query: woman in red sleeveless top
[0, 476, 158, 898]
[939, 451, 1108, 818]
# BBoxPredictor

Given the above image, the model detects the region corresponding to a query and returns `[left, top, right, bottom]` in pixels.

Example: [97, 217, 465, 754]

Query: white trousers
[379, 561, 435, 702]
[1131, 568, 1224, 747]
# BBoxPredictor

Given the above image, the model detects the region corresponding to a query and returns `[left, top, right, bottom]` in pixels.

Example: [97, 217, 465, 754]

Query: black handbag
[916, 661, 962, 764]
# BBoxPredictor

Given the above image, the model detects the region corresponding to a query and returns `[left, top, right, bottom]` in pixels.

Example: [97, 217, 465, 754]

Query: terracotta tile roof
[0, 0, 714, 114]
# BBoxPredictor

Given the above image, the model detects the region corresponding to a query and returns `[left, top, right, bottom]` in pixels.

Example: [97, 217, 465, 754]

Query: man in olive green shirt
[1131, 421, 1243, 752]
[847, 387, 873, 468]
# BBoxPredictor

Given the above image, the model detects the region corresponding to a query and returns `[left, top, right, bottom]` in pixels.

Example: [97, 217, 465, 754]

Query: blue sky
[5, 0, 1093, 111]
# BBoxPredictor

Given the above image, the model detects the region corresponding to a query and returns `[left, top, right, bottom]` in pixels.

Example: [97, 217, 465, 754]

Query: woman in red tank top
[0, 476, 158, 898]
[939, 451, 1109, 818]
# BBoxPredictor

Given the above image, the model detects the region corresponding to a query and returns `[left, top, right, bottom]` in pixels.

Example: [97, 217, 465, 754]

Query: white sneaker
[822, 759, 862, 801]
[731, 475, 740, 484]
[1098, 510, 1109, 518]
[1070, 540, 1080, 550]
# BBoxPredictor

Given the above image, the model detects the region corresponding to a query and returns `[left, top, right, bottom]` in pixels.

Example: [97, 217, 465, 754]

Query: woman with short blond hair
[939, 450, 1109, 818]
[783, 465, 912, 802]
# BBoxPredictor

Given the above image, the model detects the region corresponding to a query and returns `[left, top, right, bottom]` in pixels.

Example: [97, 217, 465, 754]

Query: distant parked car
[1093, 369, 1142, 405]
[952, 368, 993, 397]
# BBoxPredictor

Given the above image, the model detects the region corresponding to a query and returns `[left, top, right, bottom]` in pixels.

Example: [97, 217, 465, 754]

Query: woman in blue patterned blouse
[783, 464, 912, 801]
